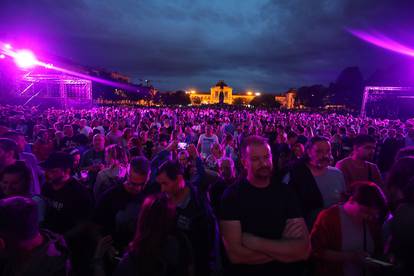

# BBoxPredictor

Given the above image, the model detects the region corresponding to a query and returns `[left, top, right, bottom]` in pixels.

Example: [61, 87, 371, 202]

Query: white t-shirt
[198, 134, 219, 156]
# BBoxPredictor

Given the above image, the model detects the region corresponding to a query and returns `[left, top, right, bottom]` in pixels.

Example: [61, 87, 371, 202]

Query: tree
[297, 85, 329, 108]
[330, 67, 364, 108]
[192, 96, 201, 105]
[232, 98, 245, 106]
[161, 90, 191, 106]
[250, 94, 281, 108]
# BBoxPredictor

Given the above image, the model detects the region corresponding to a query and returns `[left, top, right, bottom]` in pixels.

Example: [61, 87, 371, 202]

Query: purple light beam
[347, 29, 414, 58]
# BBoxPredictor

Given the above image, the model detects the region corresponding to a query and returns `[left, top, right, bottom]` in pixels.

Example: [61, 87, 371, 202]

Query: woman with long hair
[114, 193, 194, 276]
[93, 144, 128, 200]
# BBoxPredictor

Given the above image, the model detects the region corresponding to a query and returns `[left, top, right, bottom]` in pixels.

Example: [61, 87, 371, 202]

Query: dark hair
[395, 146, 414, 161]
[157, 160, 184, 181]
[2, 131, 24, 139]
[386, 157, 414, 209]
[287, 131, 298, 140]
[130, 156, 150, 176]
[303, 136, 329, 162]
[0, 138, 19, 160]
[128, 193, 176, 274]
[240, 135, 269, 158]
[352, 134, 376, 147]
[348, 181, 387, 211]
[0, 196, 38, 242]
[0, 161, 32, 196]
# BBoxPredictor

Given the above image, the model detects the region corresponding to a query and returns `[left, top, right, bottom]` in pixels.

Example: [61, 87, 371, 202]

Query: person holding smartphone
[310, 181, 388, 276]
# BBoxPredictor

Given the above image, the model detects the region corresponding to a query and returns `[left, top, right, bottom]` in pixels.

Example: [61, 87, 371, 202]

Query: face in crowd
[93, 134, 105, 152]
[307, 140, 332, 169]
[156, 173, 185, 198]
[45, 168, 71, 186]
[125, 168, 149, 194]
[243, 143, 273, 181]
[355, 142, 376, 161]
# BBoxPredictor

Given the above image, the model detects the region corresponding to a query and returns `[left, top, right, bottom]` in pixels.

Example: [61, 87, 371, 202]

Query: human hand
[282, 219, 307, 239]
[94, 235, 117, 260]
[347, 251, 369, 264]
[166, 140, 178, 152]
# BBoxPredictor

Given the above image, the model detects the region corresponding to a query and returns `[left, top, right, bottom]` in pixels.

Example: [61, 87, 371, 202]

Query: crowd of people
[0, 104, 414, 276]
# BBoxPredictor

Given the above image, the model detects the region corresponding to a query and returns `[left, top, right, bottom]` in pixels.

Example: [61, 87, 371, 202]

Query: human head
[305, 136, 332, 169]
[63, 125, 74, 137]
[2, 131, 26, 153]
[40, 152, 73, 186]
[79, 119, 87, 128]
[0, 162, 32, 197]
[156, 161, 185, 197]
[292, 142, 305, 158]
[352, 134, 376, 161]
[386, 157, 414, 210]
[395, 146, 414, 161]
[105, 144, 128, 167]
[93, 134, 105, 152]
[68, 148, 81, 170]
[177, 150, 190, 168]
[241, 135, 272, 181]
[206, 125, 213, 136]
[129, 193, 176, 257]
[0, 197, 39, 252]
[345, 181, 387, 222]
[218, 157, 235, 180]
[0, 138, 19, 170]
[210, 142, 222, 158]
[125, 156, 151, 194]
[287, 131, 298, 146]
[110, 122, 119, 132]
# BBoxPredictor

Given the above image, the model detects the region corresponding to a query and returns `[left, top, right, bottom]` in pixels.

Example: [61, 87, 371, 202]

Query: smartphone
[178, 142, 188, 150]
[365, 257, 393, 267]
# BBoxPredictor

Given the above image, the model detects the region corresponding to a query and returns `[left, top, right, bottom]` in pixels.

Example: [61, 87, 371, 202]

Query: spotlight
[0, 54, 5, 59]
[255, 92, 261, 96]
[14, 50, 38, 69]
[4, 43, 12, 50]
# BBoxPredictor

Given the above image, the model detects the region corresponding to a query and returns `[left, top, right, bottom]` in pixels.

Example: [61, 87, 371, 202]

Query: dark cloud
[1, 0, 414, 92]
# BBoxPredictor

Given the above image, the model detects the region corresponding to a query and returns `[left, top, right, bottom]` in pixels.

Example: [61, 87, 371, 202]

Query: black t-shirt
[93, 184, 147, 250]
[220, 178, 303, 276]
[41, 178, 93, 234]
[175, 186, 219, 276]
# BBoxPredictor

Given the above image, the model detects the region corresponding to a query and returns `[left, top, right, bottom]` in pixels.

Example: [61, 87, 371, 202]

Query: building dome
[215, 80, 228, 88]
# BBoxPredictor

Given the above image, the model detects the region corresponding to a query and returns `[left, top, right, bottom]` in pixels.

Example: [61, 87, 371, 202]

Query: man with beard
[93, 156, 156, 251]
[336, 135, 383, 189]
[80, 134, 106, 188]
[41, 152, 93, 234]
[285, 136, 346, 229]
[220, 135, 310, 276]
[156, 160, 220, 276]
[0, 197, 70, 276]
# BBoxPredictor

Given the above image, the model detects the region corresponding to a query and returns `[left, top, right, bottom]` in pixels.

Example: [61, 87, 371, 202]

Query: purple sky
[1, 0, 414, 92]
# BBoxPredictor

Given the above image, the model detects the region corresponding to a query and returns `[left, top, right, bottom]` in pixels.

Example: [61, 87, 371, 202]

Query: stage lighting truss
[18, 72, 92, 106]
[361, 86, 414, 118]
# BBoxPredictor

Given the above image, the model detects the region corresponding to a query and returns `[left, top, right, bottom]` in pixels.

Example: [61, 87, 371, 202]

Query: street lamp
[255, 92, 261, 96]
[247, 91, 252, 95]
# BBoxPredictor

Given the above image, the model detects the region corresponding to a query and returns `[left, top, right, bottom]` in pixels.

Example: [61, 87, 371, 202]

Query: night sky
[1, 0, 414, 93]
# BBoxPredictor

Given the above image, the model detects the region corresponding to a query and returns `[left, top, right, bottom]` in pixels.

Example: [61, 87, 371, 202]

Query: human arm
[242, 218, 310, 262]
[220, 220, 273, 264]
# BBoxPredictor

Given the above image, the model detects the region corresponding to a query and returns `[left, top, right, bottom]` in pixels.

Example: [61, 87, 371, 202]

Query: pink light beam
[13, 50, 38, 68]
[347, 29, 414, 58]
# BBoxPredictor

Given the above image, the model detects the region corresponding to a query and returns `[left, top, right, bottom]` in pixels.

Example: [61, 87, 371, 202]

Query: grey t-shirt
[339, 205, 374, 276]
[314, 166, 346, 208]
